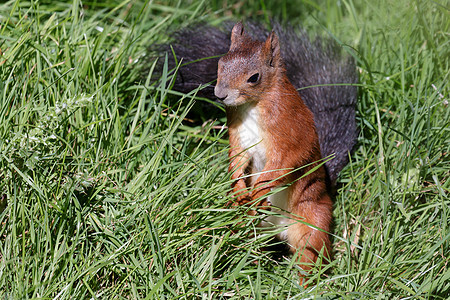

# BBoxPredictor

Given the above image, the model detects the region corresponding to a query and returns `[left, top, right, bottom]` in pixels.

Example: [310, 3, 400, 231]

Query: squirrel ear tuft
[230, 22, 245, 50]
[264, 31, 281, 67]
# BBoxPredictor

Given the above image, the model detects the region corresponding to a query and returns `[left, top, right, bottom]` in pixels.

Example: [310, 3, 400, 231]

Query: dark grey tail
[153, 22, 358, 185]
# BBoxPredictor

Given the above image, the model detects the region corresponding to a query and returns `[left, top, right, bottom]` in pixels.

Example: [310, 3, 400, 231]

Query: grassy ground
[0, 0, 448, 298]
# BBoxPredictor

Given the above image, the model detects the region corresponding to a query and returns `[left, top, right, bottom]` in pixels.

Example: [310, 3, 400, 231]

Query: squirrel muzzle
[214, 84, 228, 101]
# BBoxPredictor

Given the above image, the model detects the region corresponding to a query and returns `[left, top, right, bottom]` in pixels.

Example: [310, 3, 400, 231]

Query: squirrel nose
[214, 85, 228, 101]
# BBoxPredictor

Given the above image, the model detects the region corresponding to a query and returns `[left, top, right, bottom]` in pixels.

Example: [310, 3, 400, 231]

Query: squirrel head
[214, 22, 284, 106]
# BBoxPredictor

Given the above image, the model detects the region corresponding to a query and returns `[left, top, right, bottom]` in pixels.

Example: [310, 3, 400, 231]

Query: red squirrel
[214, 22, 333, 272]
[154, 20, 358, 278]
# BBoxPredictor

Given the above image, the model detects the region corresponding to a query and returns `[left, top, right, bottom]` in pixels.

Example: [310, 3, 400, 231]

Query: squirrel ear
[230, 22, 245, 50]
[264, 31, 281, 67]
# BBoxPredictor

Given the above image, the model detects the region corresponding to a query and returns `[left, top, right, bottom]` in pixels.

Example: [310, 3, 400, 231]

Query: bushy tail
[153, 22, 358, 185]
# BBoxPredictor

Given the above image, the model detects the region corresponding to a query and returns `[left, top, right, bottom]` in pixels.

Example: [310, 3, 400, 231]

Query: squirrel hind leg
[286, 194, 333, 278]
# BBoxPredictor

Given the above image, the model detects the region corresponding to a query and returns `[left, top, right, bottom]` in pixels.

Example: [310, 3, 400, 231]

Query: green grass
[0, 0, 448, 298]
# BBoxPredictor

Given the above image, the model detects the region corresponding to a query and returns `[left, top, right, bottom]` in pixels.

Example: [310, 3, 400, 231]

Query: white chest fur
[237, 105, 290, 240]
[238, 105, 266, 174]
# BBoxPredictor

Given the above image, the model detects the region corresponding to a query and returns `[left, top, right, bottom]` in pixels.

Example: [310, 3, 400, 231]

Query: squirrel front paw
[227, 194, 252, 207]
[250, 188, 271, 210]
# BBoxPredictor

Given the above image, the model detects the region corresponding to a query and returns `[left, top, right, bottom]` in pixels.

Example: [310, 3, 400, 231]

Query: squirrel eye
[247, 73, 259, 83]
